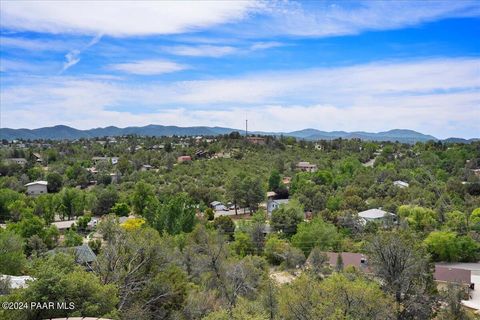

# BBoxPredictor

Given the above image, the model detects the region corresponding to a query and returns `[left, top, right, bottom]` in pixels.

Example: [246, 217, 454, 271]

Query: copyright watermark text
[2, 301, 75, 310]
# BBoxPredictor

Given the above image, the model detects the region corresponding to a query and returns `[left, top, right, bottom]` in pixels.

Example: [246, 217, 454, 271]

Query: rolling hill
[1, 124, 473, 143]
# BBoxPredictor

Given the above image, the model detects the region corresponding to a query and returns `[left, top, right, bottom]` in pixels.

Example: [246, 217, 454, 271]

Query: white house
[358, 208, 396, 225]
[210, 201, 227, 211]
[92, 156, 119, 165]
[6, 158, 27, 166]
[267, 199, 290, 217]
[25, 181, 48, 196]
[393, 180, 409, 188]
[296, 161, 318, 172]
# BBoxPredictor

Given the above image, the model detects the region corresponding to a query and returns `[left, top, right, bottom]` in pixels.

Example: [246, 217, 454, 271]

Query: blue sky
[0, 1, 479, 138]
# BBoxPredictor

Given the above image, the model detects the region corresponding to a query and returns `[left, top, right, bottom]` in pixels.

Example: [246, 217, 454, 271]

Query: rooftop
[434, 266, 471, 284]
[24, 180, 48, 186]
[358, 208, 395, 219]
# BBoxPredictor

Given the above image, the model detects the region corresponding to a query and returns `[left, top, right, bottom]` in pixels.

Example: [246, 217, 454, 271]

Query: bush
[213, 216, 235, 236]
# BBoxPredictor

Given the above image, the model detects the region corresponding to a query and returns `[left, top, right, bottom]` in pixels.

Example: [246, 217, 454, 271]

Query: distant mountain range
[0, 125, 477, 144]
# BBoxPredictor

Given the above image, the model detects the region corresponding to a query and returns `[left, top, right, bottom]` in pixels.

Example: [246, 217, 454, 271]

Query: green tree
[64, 229, 83, 247]
[263, 234, 290, 265]
[424, 231, 478, 262]
[132, 180, 156, 216]
[291, 218, 340, 255]
[445, 210, 469, 234]
[227, 175, 243, 215]
[469, 208, 480, 231]
[155, 193, 196, 235]
[0, 188, 23, 222]
[57, 188, 84, 220]
[205, 208, 215, 221]
[46, 172, 63, 193]
[231, 232, 254, 257]
[7, 212, 46, 239]
[367, 231, 434, 319]
[111, 202, 130, 217]
[398, 205, 438, 232]
[0, 230, 27, 275]
[268, 170, 281, 191]
[96, 225, 188, 318]
[278, 273, 395, 320]
[271, 199, 304, 234]
[213, 215, 236, 236]
[0, 254, 118, 319]
[93, 186, 119, 215]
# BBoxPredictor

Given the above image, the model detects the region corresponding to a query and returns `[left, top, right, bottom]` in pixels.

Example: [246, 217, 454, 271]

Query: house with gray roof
[357, 208, 396, 225]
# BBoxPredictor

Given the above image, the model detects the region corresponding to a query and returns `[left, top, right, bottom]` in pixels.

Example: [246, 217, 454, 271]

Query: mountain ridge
[0, 124, 476, 143]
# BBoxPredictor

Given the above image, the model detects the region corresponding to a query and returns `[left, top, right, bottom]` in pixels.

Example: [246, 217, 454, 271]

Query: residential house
[32, 152, 43, 163]
[357, 208, 396, 225]
[25, 180, 48, 196]
[267, 198, 290, 217]
[87, 217, 100, 230]
[210, 201, 228, 211]
[92, 156, 109, 165]
[246, 137, 266, 145]
[434, 266, 473, 293]
[51, 219, 78, 233]
[177, 155, 192, 163]
[323, 252, 370, 272]
[92, 156, 118, 165]
[195, 150, 208, 158]
[140, 164, 153, 171]
[393, 180, 409, 188]
[5, 158, 27, 166]
[296, 161, 318, 172]
[51, 245, 97, 271]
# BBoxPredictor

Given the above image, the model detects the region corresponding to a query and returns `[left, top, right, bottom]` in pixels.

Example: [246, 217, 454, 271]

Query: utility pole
[245, 118, 248, 137]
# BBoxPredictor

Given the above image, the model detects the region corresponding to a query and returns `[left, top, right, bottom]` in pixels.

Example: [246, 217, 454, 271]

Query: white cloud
[1, 58, 479, 138]
[0, 1, 259, 36]
[161, 42, 284, 57]
[161, 45, 237, 57]
[61, 34, 103, 73]
[108, 59, 189, 75]
[0, 36, 74, 51]
[1, 1, 478, 39]
[249, 41, 284, 50]
[247, 1, 480, 37]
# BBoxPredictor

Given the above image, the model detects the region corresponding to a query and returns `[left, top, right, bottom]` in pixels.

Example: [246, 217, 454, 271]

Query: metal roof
[24, 180, 48, 186]
[358, 208, 394, 219]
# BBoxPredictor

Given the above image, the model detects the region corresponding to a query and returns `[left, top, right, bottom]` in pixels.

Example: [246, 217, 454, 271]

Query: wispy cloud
[60, 34, 102, 73]
[249, 41, 284, 50]
[108, 59, 189, 75]
[243, 1, 480, 37]
[0, 36, 74, 51]
[0, 59, 55, 74]
[161, 45, 237, 57]
[161, 42, 285, 57]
